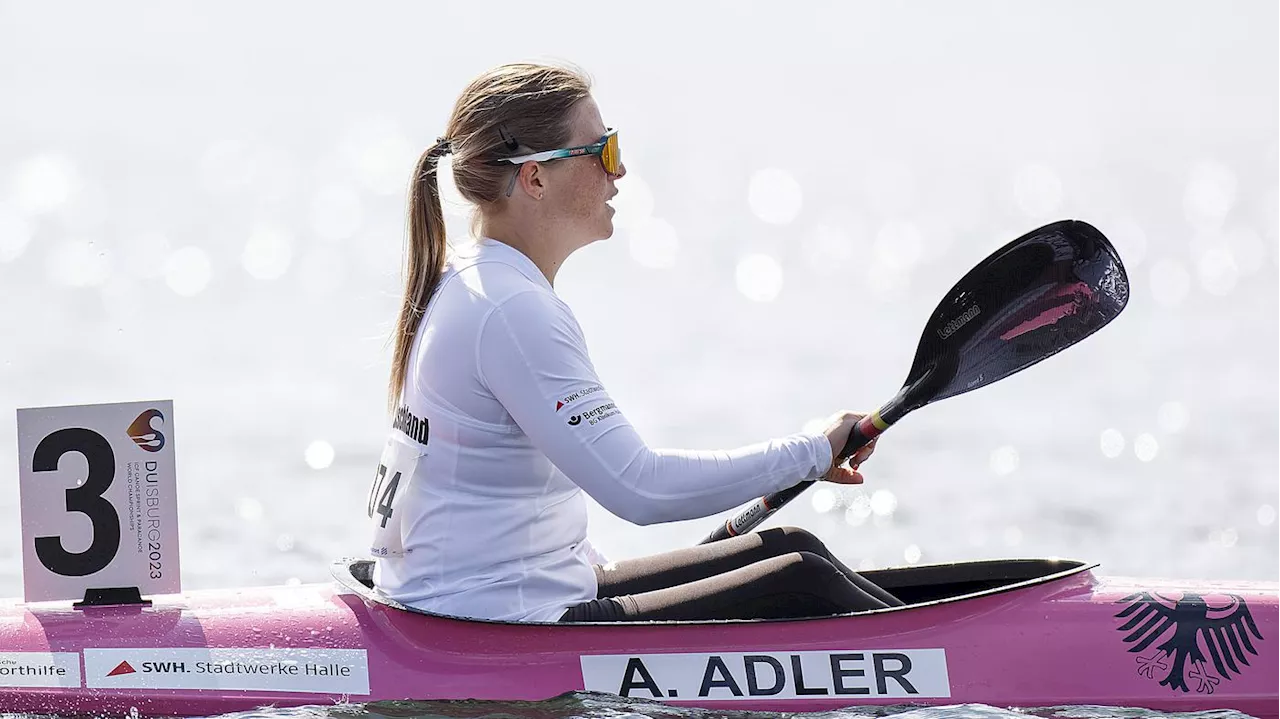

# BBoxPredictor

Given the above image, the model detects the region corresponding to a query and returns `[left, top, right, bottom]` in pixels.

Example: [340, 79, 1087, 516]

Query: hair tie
[424, 137, 453, 169]
[430, 136, 453, 157]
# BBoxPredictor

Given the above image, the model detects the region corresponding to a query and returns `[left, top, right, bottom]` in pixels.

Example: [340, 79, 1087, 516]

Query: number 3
[32, 428, 121, 577]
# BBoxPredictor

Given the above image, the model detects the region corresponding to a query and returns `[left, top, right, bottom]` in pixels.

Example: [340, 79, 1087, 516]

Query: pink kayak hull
[0, 558, 1275, 717]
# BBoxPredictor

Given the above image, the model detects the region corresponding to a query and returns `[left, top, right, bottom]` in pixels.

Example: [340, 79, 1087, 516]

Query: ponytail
[388, 137, 452, 410]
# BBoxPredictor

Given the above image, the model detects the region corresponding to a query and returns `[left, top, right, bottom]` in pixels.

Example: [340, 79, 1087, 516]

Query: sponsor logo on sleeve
[0, 652, 82, 688]
[85, 648, 370, 695]
[555, 385, 604, 412]
[581, 649, 949, 701]
[566, 402, 620, 427]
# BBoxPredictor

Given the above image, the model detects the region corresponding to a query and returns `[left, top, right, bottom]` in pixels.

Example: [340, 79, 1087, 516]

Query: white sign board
[16, 400, 181, 602]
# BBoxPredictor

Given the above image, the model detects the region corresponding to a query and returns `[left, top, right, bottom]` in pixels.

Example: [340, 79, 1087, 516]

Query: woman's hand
[821, 411, 879, 485]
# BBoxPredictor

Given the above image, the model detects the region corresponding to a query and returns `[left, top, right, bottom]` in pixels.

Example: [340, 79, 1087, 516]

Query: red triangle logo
[555, 401, 564, 411]
[107, 660, 136, 676]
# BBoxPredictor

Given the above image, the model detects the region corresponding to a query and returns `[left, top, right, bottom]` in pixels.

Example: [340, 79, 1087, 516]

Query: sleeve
[476, 290, 833, 527]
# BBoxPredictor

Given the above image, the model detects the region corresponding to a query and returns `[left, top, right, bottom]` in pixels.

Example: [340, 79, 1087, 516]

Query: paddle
[700, 219, 1130, 544]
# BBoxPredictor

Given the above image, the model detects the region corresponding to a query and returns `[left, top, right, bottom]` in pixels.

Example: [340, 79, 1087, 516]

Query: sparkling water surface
[213, 695, 1266, 719]
[0, 0, 1276, 718]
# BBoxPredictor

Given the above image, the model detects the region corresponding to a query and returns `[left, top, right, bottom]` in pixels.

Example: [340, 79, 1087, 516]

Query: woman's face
[540, 96, 626, 244]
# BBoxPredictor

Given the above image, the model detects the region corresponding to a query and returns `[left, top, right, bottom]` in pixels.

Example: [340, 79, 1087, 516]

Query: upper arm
[476, 291, 643, 491]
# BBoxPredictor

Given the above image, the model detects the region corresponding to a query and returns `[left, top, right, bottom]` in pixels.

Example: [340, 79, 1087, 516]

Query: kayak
[0, 222, 1158, 715]
[0, 557, 1274, 717]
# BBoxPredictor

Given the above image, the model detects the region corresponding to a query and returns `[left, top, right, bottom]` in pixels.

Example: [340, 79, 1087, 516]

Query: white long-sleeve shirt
[371, 238, 833, 622]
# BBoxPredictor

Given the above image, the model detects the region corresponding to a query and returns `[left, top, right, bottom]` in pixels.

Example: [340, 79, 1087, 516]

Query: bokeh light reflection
[735, 254, 783, 302]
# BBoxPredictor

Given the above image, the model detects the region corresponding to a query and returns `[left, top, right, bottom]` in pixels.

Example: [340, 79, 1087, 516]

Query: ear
[517, 162, 548, 199]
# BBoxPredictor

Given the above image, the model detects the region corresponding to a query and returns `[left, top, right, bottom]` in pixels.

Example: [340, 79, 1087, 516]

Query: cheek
[566, 168, 608, 218]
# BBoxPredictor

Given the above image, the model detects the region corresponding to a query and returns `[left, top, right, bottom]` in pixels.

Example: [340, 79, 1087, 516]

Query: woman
[369, 62, 903, 623]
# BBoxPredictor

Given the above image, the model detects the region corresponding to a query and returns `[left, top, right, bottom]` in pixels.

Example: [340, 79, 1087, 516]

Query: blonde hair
[389, 62, 593, 409]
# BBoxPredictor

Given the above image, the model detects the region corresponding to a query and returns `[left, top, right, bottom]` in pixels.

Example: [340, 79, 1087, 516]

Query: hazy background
[1, 0, 1276, 599]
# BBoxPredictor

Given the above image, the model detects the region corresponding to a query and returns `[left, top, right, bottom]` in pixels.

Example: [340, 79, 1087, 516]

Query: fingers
[821, 410, 880, 485]
[850, 439, 877, 466]
[824, 467, 865, 485]
[839, 436, 877, 466]
[830, 410, 865, 425]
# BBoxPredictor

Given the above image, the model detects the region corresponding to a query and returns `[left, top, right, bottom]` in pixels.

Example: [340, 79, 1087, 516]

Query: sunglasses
[495, 129, 621, 196]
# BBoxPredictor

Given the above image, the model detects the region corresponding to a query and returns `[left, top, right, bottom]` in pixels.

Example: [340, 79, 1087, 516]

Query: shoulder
[469, 283, 586, 356]
[489, 286, 578, 336]
[446, 257, 558, 309]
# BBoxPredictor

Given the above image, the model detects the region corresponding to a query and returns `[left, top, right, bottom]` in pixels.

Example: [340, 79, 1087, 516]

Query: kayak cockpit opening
[858, 557, 1095, 605]
[331, 557, 1097, 624]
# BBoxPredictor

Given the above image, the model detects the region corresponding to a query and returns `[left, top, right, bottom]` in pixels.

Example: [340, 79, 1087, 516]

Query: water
[0, 1, 1276, 717]
[0, 694, 1265, 719]
[210, 694, 1265, 719]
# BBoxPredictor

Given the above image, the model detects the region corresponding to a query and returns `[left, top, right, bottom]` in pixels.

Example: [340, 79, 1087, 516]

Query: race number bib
[366, 434, 422, 558]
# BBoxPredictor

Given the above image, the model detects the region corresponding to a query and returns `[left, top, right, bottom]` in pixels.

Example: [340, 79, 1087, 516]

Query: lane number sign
[16, 400, 181, 602]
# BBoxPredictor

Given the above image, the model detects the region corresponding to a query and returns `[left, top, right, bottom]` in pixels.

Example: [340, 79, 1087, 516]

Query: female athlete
[369, 62, 903, 623]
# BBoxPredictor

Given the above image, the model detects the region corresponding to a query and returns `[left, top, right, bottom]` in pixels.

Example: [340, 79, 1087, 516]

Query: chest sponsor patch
[84, 647, 369, 695]
[580, 649, 950, 700]
[555, 385, 604, 412]
[0, 652, 81, 688]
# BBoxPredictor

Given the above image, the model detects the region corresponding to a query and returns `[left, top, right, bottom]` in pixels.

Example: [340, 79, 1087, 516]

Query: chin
[594, 215, 615, 241]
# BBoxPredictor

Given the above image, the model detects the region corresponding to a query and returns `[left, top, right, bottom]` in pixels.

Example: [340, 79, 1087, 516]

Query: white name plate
[581, 649, 951, 701]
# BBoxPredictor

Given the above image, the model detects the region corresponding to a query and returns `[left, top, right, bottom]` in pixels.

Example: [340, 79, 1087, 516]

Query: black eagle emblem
[1115, 591, 1263, 694]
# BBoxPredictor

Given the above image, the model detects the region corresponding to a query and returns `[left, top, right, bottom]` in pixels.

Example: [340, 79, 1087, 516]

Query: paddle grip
[700, 413, 889, 545]
[839, 414, 883, 462]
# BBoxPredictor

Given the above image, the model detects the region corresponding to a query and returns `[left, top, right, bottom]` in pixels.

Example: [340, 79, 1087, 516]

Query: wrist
[808, 431, 835, 478]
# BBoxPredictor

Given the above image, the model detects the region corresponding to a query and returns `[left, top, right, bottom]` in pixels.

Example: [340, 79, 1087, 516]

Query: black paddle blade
[896, 219, 1128, 414]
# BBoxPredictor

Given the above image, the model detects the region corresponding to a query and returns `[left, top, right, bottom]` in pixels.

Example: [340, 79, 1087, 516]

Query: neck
[478, 214, 574, 286]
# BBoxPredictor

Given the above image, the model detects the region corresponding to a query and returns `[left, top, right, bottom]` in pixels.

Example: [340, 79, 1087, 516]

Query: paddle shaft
[699, 403, 898, 544]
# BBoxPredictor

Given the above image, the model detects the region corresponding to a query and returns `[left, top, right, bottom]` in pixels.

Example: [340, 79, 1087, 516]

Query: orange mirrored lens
[602, 132, 619, 174]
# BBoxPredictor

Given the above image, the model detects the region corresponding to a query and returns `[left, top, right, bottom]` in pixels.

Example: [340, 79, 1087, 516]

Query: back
[370, 238, 599, 622]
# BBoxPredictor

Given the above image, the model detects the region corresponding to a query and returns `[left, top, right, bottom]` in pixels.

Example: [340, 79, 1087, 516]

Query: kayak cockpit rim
[330, 556, 1100, 626]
